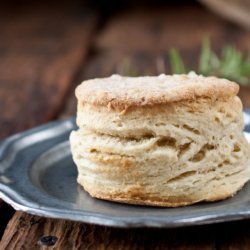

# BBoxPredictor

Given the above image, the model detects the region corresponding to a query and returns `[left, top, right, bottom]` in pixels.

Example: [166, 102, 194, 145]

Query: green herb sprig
[170, 38, 250, 86]
[116, 57, 138, 77]
[118, 38, 250, 86]
[169, 48, 187, 74]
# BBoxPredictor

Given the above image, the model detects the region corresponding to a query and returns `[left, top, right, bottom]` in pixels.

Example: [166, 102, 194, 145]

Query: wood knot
[38, 235, 58, 246]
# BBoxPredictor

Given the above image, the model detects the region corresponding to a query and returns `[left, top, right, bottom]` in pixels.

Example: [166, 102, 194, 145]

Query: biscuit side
[70, 96, 250, 207]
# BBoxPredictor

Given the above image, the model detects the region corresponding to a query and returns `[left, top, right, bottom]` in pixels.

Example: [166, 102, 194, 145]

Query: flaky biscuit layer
[70, 90, 250, 207]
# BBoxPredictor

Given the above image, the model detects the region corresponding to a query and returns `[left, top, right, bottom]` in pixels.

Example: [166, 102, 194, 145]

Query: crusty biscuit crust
[79, 179, 247, 207]
[76, 74, 239, 111]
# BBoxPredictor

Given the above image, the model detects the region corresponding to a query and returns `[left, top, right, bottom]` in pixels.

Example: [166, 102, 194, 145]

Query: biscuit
[70, 73, 250, 207]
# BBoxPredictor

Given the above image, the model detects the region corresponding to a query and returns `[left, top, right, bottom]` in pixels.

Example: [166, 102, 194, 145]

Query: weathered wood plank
[0, 1, 98, 238]
[96, 4, 250, 53]
[239, 87, 250, 109]
[0, 211, 212, 250]
[0, 3, 97, 139]
[2, 211, 250, 249]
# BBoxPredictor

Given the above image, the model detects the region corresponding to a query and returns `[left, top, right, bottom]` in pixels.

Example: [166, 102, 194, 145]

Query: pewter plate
[0, 111, 250, 228]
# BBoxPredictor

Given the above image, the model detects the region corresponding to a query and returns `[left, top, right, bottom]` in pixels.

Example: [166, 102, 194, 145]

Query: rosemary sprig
[170, 38, 250, 86]
[199, 37, 212, 75]
[169, 48, 187, 74]
[118, 38, 250, 86]
[116, 57, 138, 77]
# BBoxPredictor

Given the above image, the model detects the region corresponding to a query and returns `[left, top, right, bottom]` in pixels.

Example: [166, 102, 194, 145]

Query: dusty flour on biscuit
[70, 73, 250, 207]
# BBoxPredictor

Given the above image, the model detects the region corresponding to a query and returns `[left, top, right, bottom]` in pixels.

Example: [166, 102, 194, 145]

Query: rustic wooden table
[1, 1, 250, 249]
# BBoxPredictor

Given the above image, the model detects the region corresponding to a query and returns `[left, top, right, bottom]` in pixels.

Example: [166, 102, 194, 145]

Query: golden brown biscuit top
[76, 72, 239, 111]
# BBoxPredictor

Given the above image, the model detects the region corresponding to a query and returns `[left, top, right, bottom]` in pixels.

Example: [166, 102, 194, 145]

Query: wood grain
[0, 0, 98, 238]
[2, 212, 250, 249]
[96, 4, 250, 52]
[239, 87, 250, 109]
[0, 3, 97, 139]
